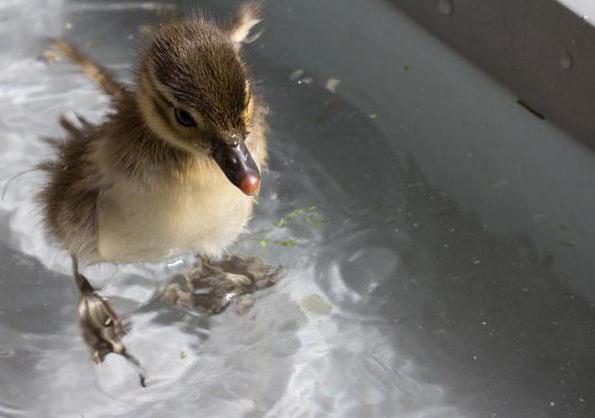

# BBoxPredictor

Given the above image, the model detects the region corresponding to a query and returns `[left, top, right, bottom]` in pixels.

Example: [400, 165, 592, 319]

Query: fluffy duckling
[39, 3, 281, 384]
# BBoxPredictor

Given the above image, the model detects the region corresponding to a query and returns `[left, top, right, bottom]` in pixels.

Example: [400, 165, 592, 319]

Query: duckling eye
[174, 108, 196, 127]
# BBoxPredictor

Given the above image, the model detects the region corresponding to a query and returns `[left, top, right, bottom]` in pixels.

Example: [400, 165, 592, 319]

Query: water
[1, 1, 595, 417]
[437, 0, 454, 16]
[560, 50, 573, 70]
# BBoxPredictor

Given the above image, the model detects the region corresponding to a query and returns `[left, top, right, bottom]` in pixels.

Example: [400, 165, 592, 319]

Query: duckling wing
[38, 116, 110, 260]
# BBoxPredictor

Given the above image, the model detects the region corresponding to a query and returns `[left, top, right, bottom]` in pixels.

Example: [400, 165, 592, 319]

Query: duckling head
[136, 3, 263, 196]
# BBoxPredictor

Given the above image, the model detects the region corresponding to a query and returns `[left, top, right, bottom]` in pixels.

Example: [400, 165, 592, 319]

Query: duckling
[39, 2, 281, 384]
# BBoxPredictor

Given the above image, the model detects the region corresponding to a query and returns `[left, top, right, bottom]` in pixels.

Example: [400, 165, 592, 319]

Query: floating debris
[325, 78, 341, 93]
[289, 68, 305, 81]
[299, 294, 332, 315]
[297, 77, 313, 86]
[289, 69, 314, 85]
[304, 214, 326, 228]
[438, 0, 454, 16]
[276, 208, 306, 227]
[275, 206, 322, 228]
[274, 239, 299, 247]
[560, 50, 573, 70]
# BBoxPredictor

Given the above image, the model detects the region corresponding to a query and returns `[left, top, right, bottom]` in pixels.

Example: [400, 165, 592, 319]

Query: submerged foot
[162, 255, 284, 315]
[76, 271, 146, 386]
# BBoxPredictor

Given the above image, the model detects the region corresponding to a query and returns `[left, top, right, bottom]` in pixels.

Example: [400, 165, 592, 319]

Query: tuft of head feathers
[134, 3, 264, 151]
[228, 2, 263, 46]
[146, 18, 248, 128]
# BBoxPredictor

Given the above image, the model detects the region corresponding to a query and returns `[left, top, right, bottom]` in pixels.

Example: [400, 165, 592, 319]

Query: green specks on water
[299, 294, 332, 315]
[275, 206, 326, 229]
[248, 206, 326, 250]
[304, 214, 326, 228]
[275, 208, 307, 227]
[275, 218, 289, 228]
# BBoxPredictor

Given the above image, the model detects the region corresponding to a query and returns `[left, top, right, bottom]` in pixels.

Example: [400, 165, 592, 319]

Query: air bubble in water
[438, 0, 454, 16]
[297, 77, 314, 85]
[560, 51, 573, 70]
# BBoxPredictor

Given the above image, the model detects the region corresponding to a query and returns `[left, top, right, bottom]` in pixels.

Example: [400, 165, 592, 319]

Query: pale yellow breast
[96, 174, 254, 262]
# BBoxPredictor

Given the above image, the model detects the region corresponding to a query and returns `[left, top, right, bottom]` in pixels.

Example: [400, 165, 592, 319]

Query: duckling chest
[96, 180, 254, 262]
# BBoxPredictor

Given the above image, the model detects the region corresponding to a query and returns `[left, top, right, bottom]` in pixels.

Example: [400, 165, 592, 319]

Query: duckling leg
[71, 255, 146, 387]
[163, 255, 283, 315]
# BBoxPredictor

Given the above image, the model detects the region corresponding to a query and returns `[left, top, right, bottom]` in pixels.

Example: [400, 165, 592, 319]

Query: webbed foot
[73, 261, 146, 387]
[162, 255, 284, 315]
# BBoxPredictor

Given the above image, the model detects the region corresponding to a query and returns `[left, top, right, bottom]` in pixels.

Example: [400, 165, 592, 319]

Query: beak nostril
[230, 133, 240, 147]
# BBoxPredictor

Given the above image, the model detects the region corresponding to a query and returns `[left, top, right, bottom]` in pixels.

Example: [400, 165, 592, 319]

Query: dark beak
[212, 137, 261, 196]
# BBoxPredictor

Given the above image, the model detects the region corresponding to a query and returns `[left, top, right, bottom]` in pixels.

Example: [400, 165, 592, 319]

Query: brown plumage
[38, 3, 277, 381]
[39, 2, 267, 262]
